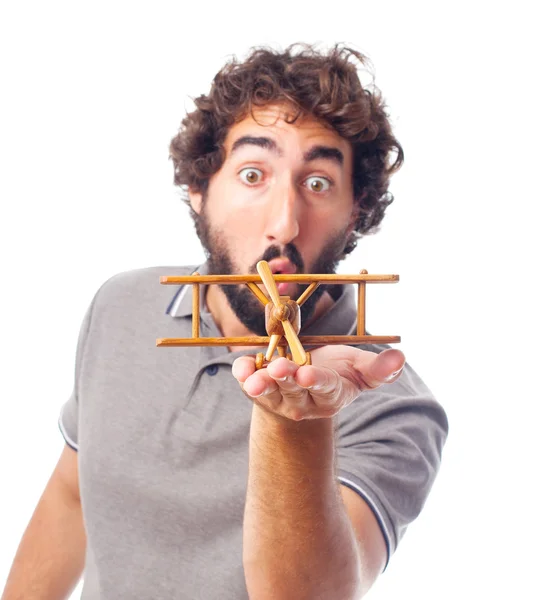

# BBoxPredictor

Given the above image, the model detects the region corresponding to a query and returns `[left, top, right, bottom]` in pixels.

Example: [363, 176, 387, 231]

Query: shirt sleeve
[58, 295, 97, 451]
[335, 359, 448, 567]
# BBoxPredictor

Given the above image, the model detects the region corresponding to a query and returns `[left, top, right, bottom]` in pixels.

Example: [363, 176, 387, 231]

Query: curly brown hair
[169, 43, 403, 255]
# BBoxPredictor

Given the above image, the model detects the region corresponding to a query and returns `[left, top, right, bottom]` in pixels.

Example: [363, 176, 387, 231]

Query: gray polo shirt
[59, 263, 448, 599]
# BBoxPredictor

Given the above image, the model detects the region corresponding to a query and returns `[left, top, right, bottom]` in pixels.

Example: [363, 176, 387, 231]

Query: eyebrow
[231, 136, 281, 155]
[230, 136, 345, 166]
[304, 145, 344, 166]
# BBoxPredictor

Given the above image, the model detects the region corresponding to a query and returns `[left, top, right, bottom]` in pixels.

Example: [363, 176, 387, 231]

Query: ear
[189, 189, 203, 214]
[345, 213, 357, 236]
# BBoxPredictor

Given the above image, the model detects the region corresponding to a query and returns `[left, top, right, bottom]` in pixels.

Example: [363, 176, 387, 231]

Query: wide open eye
[239, 167, 264, 185]
[304, 176, 332, 193]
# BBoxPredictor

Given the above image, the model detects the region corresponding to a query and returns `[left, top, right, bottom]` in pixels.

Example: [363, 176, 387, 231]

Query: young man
[2, 45, 448, 599]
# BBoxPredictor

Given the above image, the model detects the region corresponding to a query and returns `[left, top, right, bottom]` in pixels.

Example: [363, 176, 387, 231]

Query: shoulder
[91, 264, 197, 305]
[79, 265, 200, 328]
[98, 265, 197, 294]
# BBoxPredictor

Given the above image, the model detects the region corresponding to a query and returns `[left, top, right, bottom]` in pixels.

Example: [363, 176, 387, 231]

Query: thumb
[354, 348, 406, 390]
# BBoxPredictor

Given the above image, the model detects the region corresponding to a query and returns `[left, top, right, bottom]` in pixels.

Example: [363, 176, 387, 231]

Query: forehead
[223, 104, 352, 158]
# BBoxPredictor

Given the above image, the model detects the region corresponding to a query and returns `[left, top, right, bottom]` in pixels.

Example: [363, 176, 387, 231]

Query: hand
[232, 346, 405, 421]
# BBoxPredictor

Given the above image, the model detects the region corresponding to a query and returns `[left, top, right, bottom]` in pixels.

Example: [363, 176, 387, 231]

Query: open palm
[232, 345, 405, 421]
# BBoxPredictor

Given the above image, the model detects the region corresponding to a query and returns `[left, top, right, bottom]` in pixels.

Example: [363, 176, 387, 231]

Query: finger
[266, 359, 310, 404]
[241, 367, 281, 398]
[253, 357, 308, 402]
[293, 364, 341, 395]
[354, 348, 406, 389]
[292, 365, 352, 414]
[233, 356, 281, 401]
[238, 380, 284, 414]
[231, 356, 257, 383]
[265, 357, 303, 391]
[235, 368, 281, 403]
[265, 356, 298, 379]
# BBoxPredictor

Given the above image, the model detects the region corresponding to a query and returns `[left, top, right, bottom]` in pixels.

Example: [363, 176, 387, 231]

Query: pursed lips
[265, 258, 298, 296]
[267, 258, 298, 275]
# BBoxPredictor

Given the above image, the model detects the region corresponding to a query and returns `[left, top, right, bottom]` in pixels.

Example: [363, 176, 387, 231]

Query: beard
[194, 206, 349, 336]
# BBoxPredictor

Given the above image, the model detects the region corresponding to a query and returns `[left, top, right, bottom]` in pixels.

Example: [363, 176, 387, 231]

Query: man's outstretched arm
[242, 406, 386, 599]
[1, 444, 86, 600]
[234, 346, 405, 599]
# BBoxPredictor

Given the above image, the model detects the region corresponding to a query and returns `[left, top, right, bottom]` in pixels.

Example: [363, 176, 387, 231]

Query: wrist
[250, 403, 336, 471]
[251, 400, 335, 433]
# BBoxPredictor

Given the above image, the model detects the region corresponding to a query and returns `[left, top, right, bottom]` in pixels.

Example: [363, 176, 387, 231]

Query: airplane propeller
[256, 260, 307, 366]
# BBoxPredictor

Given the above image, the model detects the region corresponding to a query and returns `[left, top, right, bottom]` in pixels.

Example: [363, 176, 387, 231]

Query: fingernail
[306, 383, 322, 391]
[386, 368, 403, 381]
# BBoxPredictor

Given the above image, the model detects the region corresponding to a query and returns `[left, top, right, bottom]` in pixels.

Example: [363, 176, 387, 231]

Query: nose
[264, 178, 300, 246]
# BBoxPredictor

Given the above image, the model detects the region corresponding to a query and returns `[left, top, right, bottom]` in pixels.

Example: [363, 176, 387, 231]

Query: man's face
[190, 104, 356, 335]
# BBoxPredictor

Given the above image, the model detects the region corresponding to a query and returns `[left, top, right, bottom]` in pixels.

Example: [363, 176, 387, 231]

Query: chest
[76, 315, 253, 564]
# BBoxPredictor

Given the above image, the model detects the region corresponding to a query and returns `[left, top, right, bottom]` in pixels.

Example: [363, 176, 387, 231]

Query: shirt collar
[165, 262, 211, 319]
[165, 261, 358, 337]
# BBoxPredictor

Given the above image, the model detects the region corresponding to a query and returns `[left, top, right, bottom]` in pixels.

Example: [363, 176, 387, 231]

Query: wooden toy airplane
[156, 260, 400, 370]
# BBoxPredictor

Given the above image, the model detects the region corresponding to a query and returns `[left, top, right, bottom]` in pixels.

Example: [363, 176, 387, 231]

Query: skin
[190, 103, 358, 341]
[190, 104, 406, 598]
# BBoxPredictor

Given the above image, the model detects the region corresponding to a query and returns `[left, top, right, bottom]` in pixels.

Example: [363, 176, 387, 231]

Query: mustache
[249, 243, 305, 273]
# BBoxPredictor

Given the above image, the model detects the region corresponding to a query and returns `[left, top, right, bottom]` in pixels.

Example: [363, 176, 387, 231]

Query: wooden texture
[357, 269, 367, 336]
[161, 273, 399, 284]
[265, 334, 282, 361]
[156, 335, 401, 347]
[282, 319, 307, 365]
[256, 261, 282, 308]
[158, 263, 400, 359]
[257, 261, 307, 366]
[296, 282, 320, 306]
[265, 300, 300, 335]
[245, 282, 269, 306]
[191, 272, 200, 338]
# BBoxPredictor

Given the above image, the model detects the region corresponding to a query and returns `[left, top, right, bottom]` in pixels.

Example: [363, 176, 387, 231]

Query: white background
[1, 1, 556, 598]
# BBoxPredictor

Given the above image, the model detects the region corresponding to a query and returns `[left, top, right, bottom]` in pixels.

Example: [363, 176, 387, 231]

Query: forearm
[2, 479, 86, 600]
[243, 404, 361, 600]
